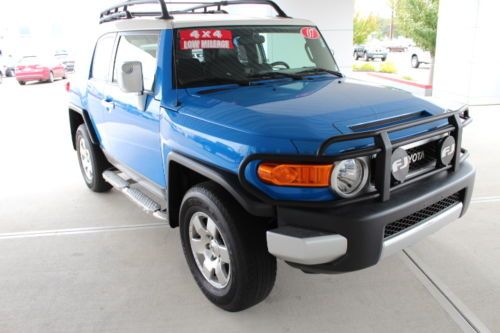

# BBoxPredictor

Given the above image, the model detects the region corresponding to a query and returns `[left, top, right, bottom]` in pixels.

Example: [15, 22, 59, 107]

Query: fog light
[331, 158, 369, 198]
[439, 136, 456, 165]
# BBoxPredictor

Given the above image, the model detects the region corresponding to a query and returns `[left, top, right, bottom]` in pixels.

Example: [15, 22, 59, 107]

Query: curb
[368, 72, 433, 90]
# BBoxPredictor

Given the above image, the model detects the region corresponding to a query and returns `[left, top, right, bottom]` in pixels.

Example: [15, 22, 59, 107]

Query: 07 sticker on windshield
[180, 29, 234, 50]
[300, 27, 320, 40]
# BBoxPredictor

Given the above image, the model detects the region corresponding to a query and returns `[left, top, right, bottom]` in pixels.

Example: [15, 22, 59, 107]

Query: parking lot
[0, 77, 499, 332]
[349, 51, 433, 96]
[355, 51, 432, 80]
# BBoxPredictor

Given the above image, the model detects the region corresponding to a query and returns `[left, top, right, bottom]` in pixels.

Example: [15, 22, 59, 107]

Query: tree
[353, 14, 380, 45]
[396, 0, 439, 56]
[396, 0, 439, 91]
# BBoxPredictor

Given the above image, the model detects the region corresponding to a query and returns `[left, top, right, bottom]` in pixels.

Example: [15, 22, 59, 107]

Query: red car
[15, 56, 66, 85]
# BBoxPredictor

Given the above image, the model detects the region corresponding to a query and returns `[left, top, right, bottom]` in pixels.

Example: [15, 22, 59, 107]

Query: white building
[433, 0, 500, 105]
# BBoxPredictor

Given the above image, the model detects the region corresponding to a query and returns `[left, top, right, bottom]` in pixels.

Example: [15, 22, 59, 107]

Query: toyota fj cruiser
[68, 0, 475, 312]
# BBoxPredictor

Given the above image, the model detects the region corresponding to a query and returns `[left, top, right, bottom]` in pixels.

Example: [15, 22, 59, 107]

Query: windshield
[175, 26, 340, 88]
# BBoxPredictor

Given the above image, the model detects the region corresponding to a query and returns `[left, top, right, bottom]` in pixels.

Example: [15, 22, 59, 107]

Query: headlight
[331, 158, 369, 198]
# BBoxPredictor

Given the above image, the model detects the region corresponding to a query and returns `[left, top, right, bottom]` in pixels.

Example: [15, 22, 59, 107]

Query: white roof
[100, 14, 315, 33]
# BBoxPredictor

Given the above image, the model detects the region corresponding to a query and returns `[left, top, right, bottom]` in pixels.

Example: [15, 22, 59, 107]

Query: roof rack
[181, 1, 289, 17]
[99, 0, 290, 24]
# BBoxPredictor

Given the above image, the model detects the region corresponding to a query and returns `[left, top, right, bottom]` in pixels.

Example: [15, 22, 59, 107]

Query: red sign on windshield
[300, 27, 321, 40]
[180, 29, 234, 50]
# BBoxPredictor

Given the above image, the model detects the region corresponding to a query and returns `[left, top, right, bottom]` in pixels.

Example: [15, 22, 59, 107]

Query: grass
[378, 62, 397, 74]
[353, 61, 398, 74]
[402, 75, 414, 81]
[352, 63, 376, 72]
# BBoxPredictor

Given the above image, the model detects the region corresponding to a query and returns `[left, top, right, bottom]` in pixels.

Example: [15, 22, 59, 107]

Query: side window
[92, 34, 115, 81]
[113, 33, 159, 91]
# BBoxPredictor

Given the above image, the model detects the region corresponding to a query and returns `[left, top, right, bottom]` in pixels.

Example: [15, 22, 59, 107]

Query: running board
[103, 170, 168, 221]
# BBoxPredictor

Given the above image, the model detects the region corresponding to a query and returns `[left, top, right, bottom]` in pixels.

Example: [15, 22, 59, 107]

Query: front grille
[406, 140, 439, 172]
[384, 192, 461, 239]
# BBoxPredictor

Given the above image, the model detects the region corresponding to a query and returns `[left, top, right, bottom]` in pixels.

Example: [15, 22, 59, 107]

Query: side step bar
[103, 170, 168, 221]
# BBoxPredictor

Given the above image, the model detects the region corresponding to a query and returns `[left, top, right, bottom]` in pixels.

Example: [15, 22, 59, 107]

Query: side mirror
[118, 61, 143, 94]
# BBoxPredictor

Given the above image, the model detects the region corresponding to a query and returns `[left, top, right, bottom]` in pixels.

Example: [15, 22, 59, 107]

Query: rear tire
[75, 124, 112, 193]
[179, 181, 277, 312]
[18, 81, 26, 85]
[363, 52, 369, 61]
[48, 71, 54, 83]
[411, 55, 420, 68]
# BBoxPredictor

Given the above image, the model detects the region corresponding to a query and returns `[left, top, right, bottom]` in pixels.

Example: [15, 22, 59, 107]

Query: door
[104, 31, 165, 188]
[86, 33, 117, 149]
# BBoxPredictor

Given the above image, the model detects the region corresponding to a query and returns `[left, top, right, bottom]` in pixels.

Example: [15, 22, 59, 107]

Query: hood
[178, 78, 445, 153]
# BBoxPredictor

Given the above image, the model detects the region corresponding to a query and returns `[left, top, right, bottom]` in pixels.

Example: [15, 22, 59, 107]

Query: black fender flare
[69, 103, 100, 148]
[167, 152, 274, 227]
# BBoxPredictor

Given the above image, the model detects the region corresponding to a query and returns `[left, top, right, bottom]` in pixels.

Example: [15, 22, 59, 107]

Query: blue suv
[68, 0, 475, 312]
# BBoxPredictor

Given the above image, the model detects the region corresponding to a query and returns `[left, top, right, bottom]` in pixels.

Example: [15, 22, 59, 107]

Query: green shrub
[353, 63, 376, 72]
[378, 62, 397, 74]
[402, 75, 413, 81]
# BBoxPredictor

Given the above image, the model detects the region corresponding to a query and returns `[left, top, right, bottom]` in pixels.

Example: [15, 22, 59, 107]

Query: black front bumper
[276, 161, 475, 274]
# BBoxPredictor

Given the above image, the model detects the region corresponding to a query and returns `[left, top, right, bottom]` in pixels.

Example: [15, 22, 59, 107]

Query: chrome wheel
[79, 137, 93, 181]
[189, 212, 231, 289]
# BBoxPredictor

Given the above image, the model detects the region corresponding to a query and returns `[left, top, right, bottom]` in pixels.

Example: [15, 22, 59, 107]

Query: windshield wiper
[182, 77, 251, 87]
[296, 68, 344, 78]
[247, 71, 303, 81]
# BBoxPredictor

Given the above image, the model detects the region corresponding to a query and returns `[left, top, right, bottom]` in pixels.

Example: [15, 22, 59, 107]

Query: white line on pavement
[403, 249, 492, 333]
[0, 223, 169, 240]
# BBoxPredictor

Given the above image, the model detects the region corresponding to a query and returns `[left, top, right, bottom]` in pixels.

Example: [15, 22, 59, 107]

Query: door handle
[101, 99, 115, 112]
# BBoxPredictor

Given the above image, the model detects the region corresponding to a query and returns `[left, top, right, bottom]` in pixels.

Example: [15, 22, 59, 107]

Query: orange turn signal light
[257, 163, 333, 187]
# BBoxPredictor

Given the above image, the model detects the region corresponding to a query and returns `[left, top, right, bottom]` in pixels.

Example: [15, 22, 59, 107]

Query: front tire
[75, 124, 112, 193]
[47, 71, 54, 83]
[179, 182, 277, 312]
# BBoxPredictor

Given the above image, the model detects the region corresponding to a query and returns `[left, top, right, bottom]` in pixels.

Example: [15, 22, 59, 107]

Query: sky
[355, 0, 392, 18]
